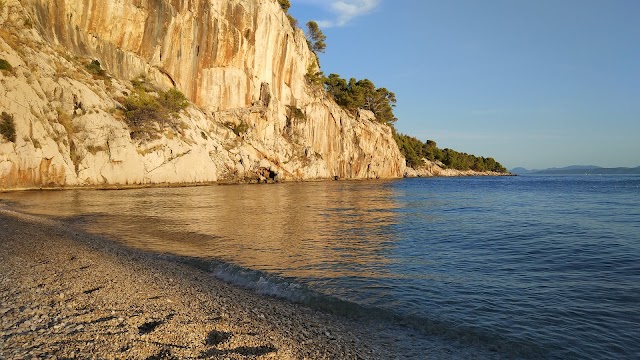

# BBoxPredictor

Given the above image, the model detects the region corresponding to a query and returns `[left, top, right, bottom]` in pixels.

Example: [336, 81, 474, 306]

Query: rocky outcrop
[0, 0, 405, 189]
[403, 159, 510, 177]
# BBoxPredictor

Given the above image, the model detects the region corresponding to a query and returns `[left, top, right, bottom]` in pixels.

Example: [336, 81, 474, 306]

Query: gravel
[0, 208, 405, 359]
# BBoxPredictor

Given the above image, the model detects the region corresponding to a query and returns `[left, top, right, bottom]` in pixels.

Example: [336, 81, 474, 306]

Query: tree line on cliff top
[279, 1, 396, 125]
[279, 1, 507, 172]
[395, 134, 507, 172]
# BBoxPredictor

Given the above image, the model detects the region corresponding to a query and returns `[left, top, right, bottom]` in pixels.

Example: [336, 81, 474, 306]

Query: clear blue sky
[289, 0, 640, 170]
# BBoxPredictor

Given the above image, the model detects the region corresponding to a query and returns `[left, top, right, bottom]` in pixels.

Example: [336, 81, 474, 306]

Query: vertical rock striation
[0, 0, 404, 189]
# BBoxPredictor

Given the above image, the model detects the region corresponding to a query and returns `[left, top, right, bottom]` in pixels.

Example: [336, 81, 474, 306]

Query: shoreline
[0, 172, 513, 193]
[0, 207, 439, 359]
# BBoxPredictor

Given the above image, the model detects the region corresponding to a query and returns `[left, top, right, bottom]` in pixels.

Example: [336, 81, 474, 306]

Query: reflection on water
[3, 181, 401, 280]
[4, 176, 640, 359]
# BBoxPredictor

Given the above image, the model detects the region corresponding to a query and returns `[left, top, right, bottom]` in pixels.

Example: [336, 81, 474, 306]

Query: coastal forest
[281, 1, 507, 173]
[394, 133, 507, 172]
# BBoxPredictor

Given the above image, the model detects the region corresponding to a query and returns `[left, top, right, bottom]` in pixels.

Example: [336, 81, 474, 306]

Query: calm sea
[2, 176, 639, 359]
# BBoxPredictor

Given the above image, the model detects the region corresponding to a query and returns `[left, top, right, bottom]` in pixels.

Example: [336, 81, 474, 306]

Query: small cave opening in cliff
[257, 167, 278, 183]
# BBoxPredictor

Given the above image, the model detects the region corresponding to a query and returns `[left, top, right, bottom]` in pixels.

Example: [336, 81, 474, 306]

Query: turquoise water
[2, 176, 639, 359]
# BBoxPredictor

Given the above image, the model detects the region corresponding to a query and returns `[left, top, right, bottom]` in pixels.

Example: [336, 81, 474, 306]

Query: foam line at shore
[0, 208, 397, 358]
[0, 206, 510, 359]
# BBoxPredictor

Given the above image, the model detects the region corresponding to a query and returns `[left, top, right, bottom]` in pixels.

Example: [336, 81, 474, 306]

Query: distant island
[511, 165, 640, 175]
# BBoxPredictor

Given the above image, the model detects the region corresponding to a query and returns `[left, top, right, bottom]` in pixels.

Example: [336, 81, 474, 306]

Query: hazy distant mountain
[550, 165, 602, 171]
[511, 165, 640, 175]
[510, 167, 533, 175]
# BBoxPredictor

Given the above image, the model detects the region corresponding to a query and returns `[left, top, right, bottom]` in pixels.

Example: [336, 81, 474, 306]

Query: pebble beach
[0, 208, 402, 359]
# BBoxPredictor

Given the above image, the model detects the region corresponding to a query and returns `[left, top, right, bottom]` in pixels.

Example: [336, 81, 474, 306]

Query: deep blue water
[380, 176, 640, 358]
[2, 175, 639, 359]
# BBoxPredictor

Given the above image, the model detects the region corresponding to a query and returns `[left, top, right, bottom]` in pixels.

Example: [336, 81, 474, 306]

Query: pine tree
[306, 21, 326, 53]
[277, 0, 290, 11]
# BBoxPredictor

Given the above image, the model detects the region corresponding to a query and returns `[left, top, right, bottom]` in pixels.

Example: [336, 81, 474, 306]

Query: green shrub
[223, 121, 249, 136]
[286, 14, 298, 28]
[86, 59, 106, 77]
[123, 91, 164, 127]
[232, 121, 249, 136]
[122, 80, 190, 140]
[286, 105, 306, 121]
[0, 112, 16, 142]
[324, 74, 397, 125]
[0, 58, 12, 72]
[131, 77, 145, 90]
[277, 0, 290, 11]
[130, 75, 155, 92]
[305, 64, 324, 85]
[160, 88, 189, 113]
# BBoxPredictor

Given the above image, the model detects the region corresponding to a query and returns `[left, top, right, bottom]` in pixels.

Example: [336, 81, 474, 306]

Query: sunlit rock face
[403, 159, 507, 177]
[0, 0, 405, 189]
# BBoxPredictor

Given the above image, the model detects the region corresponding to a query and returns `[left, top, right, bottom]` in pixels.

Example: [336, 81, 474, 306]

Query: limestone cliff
[0, 0, 405, 189]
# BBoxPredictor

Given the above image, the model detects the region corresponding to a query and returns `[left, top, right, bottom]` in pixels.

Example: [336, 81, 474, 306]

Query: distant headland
[511, 165, 640, 175]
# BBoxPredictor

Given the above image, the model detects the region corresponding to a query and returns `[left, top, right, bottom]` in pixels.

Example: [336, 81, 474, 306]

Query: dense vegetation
[284, 4, 506, 172]
[394, 132, 507, 172]
[121, 77, 189, 140]
[278, 0, 298, 28]
[277, 0, 290, 11]
[86, 59, 106, 77]
[0, 58, 12, 72]
[323, 75, 397, 125]
[0, 112, 16, 142]
[306, 21, 326, 54]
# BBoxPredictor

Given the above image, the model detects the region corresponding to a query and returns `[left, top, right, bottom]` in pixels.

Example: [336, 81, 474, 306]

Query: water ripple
[2, 176, 639, 359]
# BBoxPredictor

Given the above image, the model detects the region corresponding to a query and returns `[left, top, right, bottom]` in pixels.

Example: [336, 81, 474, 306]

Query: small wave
[210, 262, 308, 302]
[205, 261, 383, 319]
[181, 258, 553, 359]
